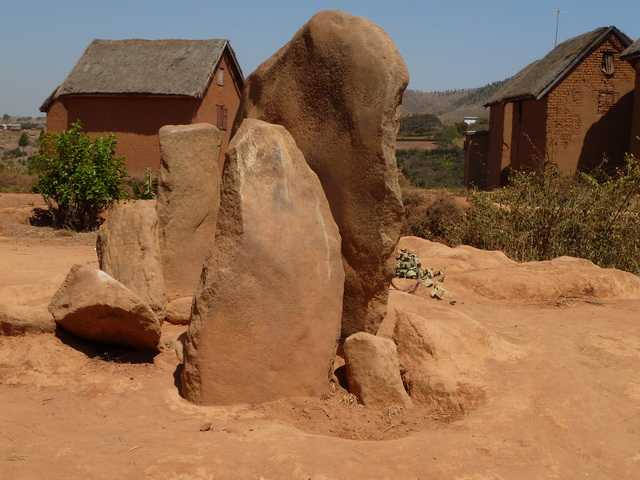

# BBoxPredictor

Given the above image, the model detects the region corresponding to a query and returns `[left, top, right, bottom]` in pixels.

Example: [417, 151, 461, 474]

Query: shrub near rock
[30, 121, 127, 231]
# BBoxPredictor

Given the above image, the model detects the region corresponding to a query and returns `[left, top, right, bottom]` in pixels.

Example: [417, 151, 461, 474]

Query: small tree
[18, 132, 29, 147]
[30, 121, 127, 230]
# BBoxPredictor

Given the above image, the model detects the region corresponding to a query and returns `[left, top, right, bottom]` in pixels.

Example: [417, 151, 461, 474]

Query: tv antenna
[554, 8, 562, 47]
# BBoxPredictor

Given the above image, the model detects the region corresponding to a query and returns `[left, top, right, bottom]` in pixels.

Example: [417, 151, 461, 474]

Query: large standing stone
[343, 332, 412, 408]
[96, 200, 166, 314]
[180, 119, 344, 405]
[49, 265, 161, 351]
[157, 123, 223, 300]
[237, 10, 409, 336]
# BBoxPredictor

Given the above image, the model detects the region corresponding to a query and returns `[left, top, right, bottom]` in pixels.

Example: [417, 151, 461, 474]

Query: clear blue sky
[2, 0, 639, 116]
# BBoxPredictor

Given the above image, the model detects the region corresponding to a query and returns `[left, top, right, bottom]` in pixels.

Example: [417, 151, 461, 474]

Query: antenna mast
[554, 8, 561, 47]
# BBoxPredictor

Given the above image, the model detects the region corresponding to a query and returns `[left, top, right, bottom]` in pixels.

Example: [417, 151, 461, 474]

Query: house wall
[545, 35, 635, 173]
[46, 95, 196, 177]
[45, 50, 243, 177]
[630, 62, 640, 158]
[464, 130, 490, 188]
[510, 98, 547, 171]
[193, 51, 243, 169]
[486, 103, 506, 188]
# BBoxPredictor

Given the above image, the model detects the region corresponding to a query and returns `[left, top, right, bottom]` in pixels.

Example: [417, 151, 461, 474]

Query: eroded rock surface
[157, 123, 223, 300]
[96, 200, 166, 314]
[238, 10, 409, 336]
[180, 119, 344, 405]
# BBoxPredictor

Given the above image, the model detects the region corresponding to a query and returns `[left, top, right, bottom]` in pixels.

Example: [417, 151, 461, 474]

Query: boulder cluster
[47, 10, 424, 408]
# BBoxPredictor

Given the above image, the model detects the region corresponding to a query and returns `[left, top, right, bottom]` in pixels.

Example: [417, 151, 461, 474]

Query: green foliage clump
[129, 168, 157, 200]
[18, 132, 29, 147]
[444, 156, 640, 274]
[397, 147, 464, 189]
[395, 249, 446, 299]
[30, 121, 127, 231]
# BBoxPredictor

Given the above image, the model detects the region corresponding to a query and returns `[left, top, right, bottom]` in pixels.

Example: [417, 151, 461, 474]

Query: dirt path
[1, 194, 640, 479]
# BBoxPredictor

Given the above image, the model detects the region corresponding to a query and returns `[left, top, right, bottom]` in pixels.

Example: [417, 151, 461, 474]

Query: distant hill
[398, 113, 443, 138]
[401, 79, 508, 123]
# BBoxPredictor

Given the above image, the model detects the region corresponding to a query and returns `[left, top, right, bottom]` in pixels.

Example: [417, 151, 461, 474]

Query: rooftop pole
[554, 8, 561, 47]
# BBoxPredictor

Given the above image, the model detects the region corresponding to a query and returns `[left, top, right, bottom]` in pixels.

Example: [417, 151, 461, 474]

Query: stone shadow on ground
[55, 325, 158, 364]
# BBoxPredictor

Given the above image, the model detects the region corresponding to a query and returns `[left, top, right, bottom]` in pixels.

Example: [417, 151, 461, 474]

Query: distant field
[396, 138, 438, 151]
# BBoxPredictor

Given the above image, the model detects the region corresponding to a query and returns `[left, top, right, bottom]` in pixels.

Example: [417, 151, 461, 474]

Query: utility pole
[554, 8, 561, 47]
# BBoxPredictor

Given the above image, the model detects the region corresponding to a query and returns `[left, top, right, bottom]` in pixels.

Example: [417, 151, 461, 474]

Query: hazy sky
[2, 0, 639, 115]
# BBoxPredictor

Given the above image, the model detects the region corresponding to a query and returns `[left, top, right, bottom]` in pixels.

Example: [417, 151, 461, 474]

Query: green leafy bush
[18, 132, 29, 147]
[444, 156, 640, 274]
[129, 168, 157, 200]
[30, 121, 127, 230]
[397, 147, 464, 189]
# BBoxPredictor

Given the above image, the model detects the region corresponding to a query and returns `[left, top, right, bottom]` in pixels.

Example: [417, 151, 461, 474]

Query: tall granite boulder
[236, 10, 409, 336]
[96, 200, 166, 314]
[180, 119, 344, 405]
[157, 123, 223, 301]
[49, 265, 161, 351]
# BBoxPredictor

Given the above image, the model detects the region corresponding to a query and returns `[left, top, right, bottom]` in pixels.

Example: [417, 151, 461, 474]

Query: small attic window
[602, 52, 615, 76]
[216, 68, 225, 86]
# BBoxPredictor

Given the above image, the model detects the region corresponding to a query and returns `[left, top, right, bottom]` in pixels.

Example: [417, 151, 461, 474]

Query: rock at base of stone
[96, 200, 166, 315]
[157, 123, 223, 301]
[180, 118, 344, 405]
[392, 309, 487, 414]
[165, 297, 193, 325]
[49, 265, 161, 351]
[237, 10, 408, 337]
[0, 305, 55, 336]
[343, 332, 412, 408]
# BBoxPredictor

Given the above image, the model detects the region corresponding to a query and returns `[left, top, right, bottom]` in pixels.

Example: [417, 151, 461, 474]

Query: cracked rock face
[237, 10, 409, 337]
[157, 123, 223, 301]
[180, 119, 344, 405]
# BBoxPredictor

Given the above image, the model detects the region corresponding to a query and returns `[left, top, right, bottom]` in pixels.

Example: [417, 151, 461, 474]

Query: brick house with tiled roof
[40, 39, 244, 176]
[622, 38, 640, 157]
[466, 26, 635, 188]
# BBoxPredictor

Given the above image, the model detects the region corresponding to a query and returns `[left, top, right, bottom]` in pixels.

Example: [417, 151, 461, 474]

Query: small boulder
[96, 200, 166, 314]
[157, 123, 223, 300]
[392, 309, 488, 413]
[0, 304, 55, 336]
[237, 10, 409, 336]
[343, 332, 412, 408]
[49, 265, 161, 351]
[180, 119, 344, 405]
[165, 297, 193, 325]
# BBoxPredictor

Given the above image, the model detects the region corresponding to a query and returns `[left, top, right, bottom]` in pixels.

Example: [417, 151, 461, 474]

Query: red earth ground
[1, 193, 640, 479]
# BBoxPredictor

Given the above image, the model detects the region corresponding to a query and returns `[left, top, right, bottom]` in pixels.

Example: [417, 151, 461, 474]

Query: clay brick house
[466, 26, 635, 188]
[621, 38, 640, 157]
[40, 39, 244, 177]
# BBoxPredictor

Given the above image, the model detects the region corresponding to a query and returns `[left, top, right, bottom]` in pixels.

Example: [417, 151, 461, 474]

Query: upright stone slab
[237, 10, 409, 336]
[96, 200, 166, 314]
[180, 119, 344, 405]
[157, 123, 223, 301]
